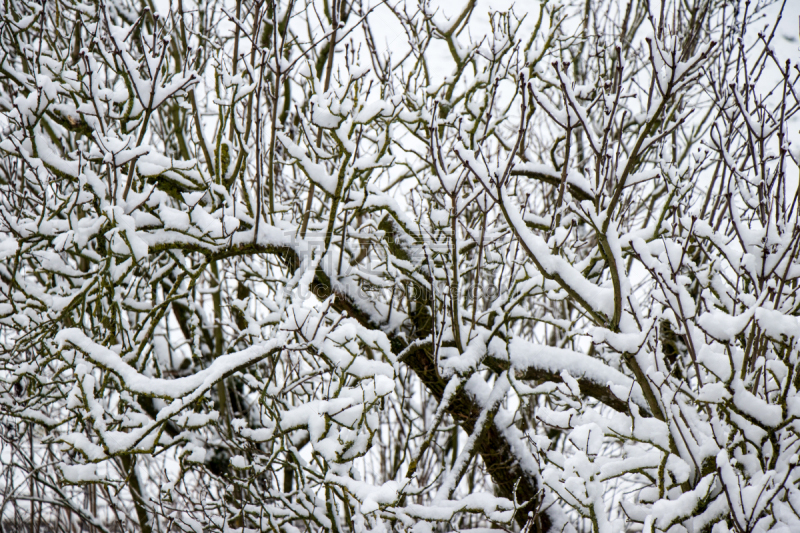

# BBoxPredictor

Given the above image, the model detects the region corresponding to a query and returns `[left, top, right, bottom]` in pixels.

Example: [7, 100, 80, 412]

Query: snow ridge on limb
[55, 329, 287, 401]
[501, 337, 650, 415]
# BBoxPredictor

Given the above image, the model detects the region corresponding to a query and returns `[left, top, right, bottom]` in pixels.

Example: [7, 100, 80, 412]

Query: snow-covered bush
[1, 0, 799, 531]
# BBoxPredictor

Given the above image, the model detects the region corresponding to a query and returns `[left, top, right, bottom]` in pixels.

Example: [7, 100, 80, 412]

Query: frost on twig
[0, 0, 799, 532]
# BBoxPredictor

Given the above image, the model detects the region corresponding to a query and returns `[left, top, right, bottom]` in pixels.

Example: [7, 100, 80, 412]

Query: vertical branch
[300, 0, 341, 238]
[120, 455, 152, 533]
[449, 189, 463, 352]
[211, 261, 233, 438]
[468, 206, 487, 341]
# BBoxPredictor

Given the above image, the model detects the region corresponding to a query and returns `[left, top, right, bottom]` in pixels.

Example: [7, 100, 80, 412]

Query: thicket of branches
[1, 0, 799, 531]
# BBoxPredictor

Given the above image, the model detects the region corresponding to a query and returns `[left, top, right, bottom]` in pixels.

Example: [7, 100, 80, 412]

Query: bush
[1, 0, 798, 531]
